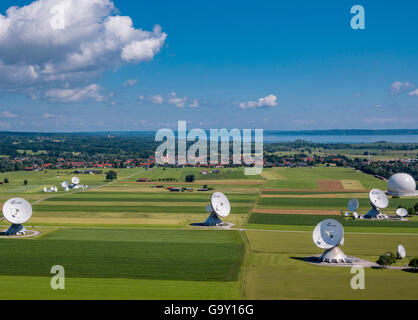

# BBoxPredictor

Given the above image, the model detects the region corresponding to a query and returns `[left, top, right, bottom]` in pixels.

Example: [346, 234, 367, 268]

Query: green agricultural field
[269, 146, 418, 161]
[43, 192, 258, 203]
[248, 213, 418, 229]
[0, 166, 417, 300]
[256, 197, 418, 211]
[0, 168, 259, 228]
[0, 228, 244, 299]
[262, 167, 386, 190]
[244, 230, 418, 299]
[32, 203, 250, 214]
[0, 168, 143, 194]
[123, 167, 263, 182]
[0, 276, 241, 300]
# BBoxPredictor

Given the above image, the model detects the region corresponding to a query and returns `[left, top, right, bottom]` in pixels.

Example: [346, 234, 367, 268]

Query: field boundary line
[243, 228, 418, 236]
[24, 225, 418, 236]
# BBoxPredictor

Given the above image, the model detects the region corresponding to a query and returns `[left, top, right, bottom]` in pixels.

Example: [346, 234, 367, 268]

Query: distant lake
[262, 134, 418, 144]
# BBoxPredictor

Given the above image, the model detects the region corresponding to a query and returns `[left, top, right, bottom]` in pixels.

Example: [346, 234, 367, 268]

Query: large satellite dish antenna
[397, 245, 406, 259]
[1, 198, 32, 235]
[211, 192, 230, 218]
[364, 189, 389, 219]
[313, 219, 347, 263]
[347, 199, 360, 218]
[313, 219, 344, 249]
[71, 177, 80, 185]
[396, 208, 408, 218]
[193, 192, 231, 227]
[369, 189, 389, 209]
[347, 199, 359, 212]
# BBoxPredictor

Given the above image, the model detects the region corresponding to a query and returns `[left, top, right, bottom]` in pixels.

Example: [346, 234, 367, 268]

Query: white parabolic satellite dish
[347, 199, 359, 211]
[396, 208, 408, 218]
[211, 192, 230, 218]
[2, 198, 32, 224]
[61, 181, 69, 188]
[313, 219, 344, 249]
[397, 245, 406, 259]
[369, 189, 389, 209]
[71, 177, 80, 185]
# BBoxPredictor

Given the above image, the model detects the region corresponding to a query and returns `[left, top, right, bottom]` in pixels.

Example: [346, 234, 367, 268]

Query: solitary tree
[409, 258, 418, 271]
[106, 170, 118, 181]
[414, 203, 418, 214]
[376, 252, 397, 268]
[185, 174, 195, 183]
[23, 179, 28, 186]
[4, 178, 9, 184]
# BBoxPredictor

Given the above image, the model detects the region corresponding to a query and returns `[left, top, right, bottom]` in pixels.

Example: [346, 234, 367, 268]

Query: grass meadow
[244, 230, 418, 299]
[0, 166, 417, 299]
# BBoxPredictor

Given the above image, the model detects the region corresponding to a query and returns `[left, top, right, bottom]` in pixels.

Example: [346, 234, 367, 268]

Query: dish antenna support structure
[364, 189, 389, 219]
[201, 192, 231, 226]
[61, 181, 70, 192]
[313, 219, 347, 263]
[0, 198, 32, 236]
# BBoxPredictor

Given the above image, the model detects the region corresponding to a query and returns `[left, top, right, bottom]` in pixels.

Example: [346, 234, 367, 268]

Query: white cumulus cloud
[1, 110, 18, 118]
[123, 79, 138, 88]
[189, 99, 199, 108]
[408, 89, 418, 96]
[168, 92, 188, 108]
[0, 0, 167, 101]
[146, 92, 198, 108]
[238, 94, 278, 109]
[390, 81, 415, 94]
[44, 84, 105, 103]
[150, 94, 164, 104]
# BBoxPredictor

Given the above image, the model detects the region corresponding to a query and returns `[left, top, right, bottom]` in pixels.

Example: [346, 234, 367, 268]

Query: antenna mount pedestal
[202, 212, 223, 226]
[364, 204, 381, 218]
[319, 246, 347, 263]
[0, 224, 28, 236]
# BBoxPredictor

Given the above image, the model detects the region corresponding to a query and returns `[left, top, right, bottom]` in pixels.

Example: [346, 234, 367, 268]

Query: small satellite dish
[397, 245, 406, 259]
[2, 198, 32, 224]
[61, 181, 69, 188]
[369, 189, 389, 209]
[210, 192, 230, 218]
[71, 177, 80, 185]
[313, 219, 344, 250]
[43, 187, 47, 193]
[396, 208, 408, 218]
[353, 212, 359, 219]
[347, 199, 359, 211]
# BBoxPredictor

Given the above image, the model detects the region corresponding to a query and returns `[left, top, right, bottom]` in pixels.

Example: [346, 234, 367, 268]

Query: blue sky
[0, 0, 417, 132]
